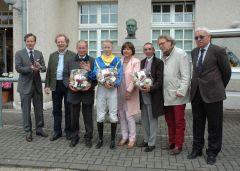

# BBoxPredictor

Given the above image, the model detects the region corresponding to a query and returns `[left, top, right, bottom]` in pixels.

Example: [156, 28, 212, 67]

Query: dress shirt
[26, 48, 34, 58]
[197, 43, 210, 66]
[56, 49, 67, 80]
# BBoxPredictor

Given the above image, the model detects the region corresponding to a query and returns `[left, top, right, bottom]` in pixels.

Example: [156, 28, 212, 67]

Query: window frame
[151, 2, 195, 58]
[79, 3, 118, 57]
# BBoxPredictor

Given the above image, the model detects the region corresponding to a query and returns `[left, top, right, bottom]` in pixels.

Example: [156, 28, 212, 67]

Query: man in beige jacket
[158, 35, 191, 155]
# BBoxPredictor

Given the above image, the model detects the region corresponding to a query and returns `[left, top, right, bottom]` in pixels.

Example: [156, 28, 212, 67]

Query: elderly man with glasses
[187, 27, 231, 165]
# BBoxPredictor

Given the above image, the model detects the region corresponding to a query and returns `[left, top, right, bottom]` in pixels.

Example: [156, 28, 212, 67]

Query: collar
[200, 43, 210, 52]
[102, 54, 115, 64]
[58, 49, 67, 55]
[26, 48, 34, 53]
[162, 46, 176, 60]
[146, 55, 153, 62]
[78, 54, 86, 59]
[75, 54, 88, 61]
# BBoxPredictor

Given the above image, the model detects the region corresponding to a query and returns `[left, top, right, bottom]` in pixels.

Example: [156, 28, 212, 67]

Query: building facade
[1, 0, 240, 109]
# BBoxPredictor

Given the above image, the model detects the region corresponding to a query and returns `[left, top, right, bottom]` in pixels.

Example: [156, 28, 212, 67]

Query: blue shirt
[56, 53, 64, 80]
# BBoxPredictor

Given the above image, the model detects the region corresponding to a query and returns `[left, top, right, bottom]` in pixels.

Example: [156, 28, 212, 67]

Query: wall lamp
[4, 0, 21, 13]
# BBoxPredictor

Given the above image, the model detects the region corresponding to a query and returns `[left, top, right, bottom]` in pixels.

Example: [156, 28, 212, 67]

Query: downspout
[21, 0, 27, 48]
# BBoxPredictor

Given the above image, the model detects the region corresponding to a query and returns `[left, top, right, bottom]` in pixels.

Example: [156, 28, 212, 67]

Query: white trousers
[96, 85, 118, 123]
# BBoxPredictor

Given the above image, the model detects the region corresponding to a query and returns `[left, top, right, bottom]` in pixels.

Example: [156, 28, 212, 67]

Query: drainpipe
[21, 0, 27, 48]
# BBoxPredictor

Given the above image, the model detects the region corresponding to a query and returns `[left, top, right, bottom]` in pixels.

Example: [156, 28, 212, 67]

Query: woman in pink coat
[118, 42, 140, 149]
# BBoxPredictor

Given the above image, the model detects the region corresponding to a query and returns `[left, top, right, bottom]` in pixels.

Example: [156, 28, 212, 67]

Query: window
[152, 2, 194, 57]
[152, 3, 193, 23]
[79, 3, 118, 57]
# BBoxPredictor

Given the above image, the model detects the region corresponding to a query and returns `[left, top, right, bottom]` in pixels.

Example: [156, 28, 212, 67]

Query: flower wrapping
[97, 68, 118, 86]
[133, 70, 152, 88]
[69, 69, 91, 90]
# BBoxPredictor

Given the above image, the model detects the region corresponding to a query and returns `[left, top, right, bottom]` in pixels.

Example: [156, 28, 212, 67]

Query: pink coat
[121, 56, 141, 116]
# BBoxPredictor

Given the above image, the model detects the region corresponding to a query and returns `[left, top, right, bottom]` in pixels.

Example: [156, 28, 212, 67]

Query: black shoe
[187, 150, 202, 159]
[95, 140, 103, 149]
[207, 155, 216, 165]
[26, 132, 32, 142]
[69, 138, 79, 147]
[36, 129, 48, 137]
[137, 141, 148, 147]
[144, 146, 155, 152]
[85, 139, 92, 148]
[110, 140, 116, 149]
[66, 132, 71, 140]
[50, 133, 62, 141]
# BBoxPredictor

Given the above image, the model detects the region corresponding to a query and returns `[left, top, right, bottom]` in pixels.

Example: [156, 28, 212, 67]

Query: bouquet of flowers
[97, 68, 118, 86]
[69, 69, 91, 90]
[133, 70, 153, 89]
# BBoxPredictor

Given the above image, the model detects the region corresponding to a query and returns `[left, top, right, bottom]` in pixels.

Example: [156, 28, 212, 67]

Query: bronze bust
[126, 18, 137, 39]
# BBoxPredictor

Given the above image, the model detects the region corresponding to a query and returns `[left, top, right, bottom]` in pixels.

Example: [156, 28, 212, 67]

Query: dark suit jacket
[191, 44, 231, 103]
[45, 50, 76, 91]
[140, 55, 164, 118]
[63, 54, 97, 104]
[15, 48, 46, 94]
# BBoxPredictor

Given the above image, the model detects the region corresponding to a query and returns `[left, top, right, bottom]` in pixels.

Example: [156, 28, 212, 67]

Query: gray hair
[158, 35, 176, 46]
[76, 40, 88, 48]
[195, 27, 210, 35]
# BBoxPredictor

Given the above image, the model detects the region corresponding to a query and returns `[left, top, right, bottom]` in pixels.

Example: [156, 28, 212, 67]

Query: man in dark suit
[15, 33, 48, 142]
[138, 42, 164, 152]
[187, 27, 231, 165]
[45, 34, 76, 141]
[63, 40, 96, 148]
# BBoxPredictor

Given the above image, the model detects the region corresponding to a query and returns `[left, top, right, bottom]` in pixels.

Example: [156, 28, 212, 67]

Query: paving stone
[1, 109, 240, 170]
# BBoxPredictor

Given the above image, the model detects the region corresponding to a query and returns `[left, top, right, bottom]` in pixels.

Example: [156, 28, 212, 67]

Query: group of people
[15, 26, 231, 165]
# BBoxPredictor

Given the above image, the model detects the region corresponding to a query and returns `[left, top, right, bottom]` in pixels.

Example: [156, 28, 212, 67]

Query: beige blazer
[162, 46, 191, 106]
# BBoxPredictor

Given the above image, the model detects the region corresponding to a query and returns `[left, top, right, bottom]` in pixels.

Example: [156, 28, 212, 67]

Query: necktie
[197, 48, 205, 73]
[145, 60, 148, 69]
[30, 51, 34, 65]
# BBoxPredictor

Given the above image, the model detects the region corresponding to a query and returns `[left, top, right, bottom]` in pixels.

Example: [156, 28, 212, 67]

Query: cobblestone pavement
[0, 109, 240, 171]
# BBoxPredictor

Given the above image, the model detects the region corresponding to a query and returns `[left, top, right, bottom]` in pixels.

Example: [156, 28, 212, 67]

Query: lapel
[141, 57, 147, 70]
[23, 48, 32, 64]
[202, 44, 213, 67]
[53, 51, 59, 66]
[122, 56, 133, 72]
[150, 56, 156, 76]
[193, 48, 199, 67]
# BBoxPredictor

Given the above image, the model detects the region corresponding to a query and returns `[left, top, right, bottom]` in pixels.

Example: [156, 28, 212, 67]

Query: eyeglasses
[194, 35, 205, 40]
[158, 41, 168, 46]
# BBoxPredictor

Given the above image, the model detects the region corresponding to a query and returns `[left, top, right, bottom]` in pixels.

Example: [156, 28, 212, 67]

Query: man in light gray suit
[15, 33, 48, 142]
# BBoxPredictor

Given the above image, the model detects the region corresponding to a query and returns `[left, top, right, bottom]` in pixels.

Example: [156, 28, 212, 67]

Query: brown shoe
[170, 147, 182, 155]
[118, 139, 128, 146]
[127, 141, 135, 149]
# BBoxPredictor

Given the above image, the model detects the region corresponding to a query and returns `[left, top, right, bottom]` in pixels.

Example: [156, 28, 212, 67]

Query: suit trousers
[69, 103, 93, 140]
[20, 82, 44, 133]
[52, 80, 71, 135]
[164, 104, 186, 148]
[191, 88, 223, 157]
[141, 103, 158, 146]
